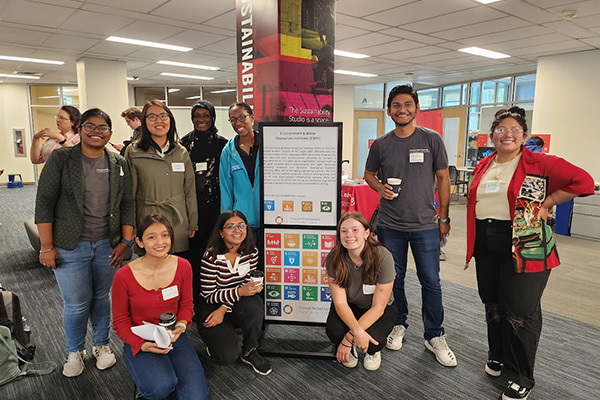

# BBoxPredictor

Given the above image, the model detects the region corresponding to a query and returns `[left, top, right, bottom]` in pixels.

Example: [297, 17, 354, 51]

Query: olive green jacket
[35, 144, 135, 250]
[125, 142, 198, 253]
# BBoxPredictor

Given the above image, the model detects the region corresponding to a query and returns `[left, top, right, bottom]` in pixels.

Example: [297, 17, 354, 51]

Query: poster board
[260, 122, 342, 324]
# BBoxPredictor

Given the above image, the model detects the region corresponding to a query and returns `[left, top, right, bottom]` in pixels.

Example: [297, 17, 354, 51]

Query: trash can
[7, 174, 24, 189]
[554, 199, 573, 236]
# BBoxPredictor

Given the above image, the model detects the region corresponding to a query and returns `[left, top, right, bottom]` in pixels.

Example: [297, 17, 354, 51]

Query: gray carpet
[0, 186, 598, 400]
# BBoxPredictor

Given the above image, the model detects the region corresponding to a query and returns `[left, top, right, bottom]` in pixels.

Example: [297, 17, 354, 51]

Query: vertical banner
[261, 122, 342, 323]
[236, 0, 335, 123]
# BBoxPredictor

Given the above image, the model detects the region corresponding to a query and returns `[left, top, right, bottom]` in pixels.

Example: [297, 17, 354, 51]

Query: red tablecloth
[341, 184, 380, 221]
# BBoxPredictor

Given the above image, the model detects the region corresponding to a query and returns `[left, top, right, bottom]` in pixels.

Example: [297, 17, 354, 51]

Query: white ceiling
[0, 0, 598, 88]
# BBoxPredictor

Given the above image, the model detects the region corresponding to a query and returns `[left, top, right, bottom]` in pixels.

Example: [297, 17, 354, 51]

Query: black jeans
[325, 302, 397, 355]
[474, 218, 551, 389]
[196, 295, 264, 364]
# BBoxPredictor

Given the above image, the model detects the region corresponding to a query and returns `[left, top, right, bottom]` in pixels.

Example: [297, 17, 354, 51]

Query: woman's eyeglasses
[146, 113, 170, 122]
[56, 115, 71, 122]
[81, 123, 111, 133]
[223, 223, 247, 231]
[227, 114, 248, 123]
[494, 127, 524, 135]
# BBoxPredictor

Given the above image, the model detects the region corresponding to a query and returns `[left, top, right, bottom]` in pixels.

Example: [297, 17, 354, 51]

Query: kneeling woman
[112, 214, 208, 400]
[198, 210, 271, 375]
[326, 212, 397, 371]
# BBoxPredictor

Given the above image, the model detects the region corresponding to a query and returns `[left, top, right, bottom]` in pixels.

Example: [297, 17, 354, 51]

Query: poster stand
[258, 122, 342, 359]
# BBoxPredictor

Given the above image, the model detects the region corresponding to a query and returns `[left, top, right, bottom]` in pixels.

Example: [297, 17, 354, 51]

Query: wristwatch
[121, 238, 134, 247]
[438, 217, 451, 224]
[58, 137, 67, 145]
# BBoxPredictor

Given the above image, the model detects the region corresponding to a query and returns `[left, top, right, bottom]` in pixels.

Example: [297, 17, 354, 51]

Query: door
[353, 111, 384, 178]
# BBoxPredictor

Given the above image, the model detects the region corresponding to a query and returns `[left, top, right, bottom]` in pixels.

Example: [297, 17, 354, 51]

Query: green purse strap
[0, 329, 57, 376]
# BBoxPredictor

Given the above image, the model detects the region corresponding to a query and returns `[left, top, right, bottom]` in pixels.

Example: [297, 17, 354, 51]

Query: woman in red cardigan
[112, 214, 208, 400]
[465, 107, 594, 400]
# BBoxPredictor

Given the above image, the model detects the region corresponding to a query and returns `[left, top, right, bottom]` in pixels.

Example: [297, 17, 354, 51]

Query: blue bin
[554, 199, 573, 236]
[7, 174, 24, 189]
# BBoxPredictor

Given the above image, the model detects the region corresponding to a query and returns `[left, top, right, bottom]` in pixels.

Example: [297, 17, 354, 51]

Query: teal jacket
[219, 136, 260, 228]
[35, 144, 135, 250]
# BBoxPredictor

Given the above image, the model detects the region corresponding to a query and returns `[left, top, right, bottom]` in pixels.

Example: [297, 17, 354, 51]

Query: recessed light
[334, 50, 369, 59]
[210, 89, 236, 94]
[458, 47, 510, 59]
[0, 73, 40, 79]
[0, 55, 64, 65]
[157, 60, 219, 71]
[334, 70, 377, 78]
[475, 0, 503, 4]
[160, 72, 214, 81]
[107, 36, 192, 52]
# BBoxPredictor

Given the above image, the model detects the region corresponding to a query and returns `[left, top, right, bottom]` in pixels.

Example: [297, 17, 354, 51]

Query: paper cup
[387, 178, 402, 198]
[249, 270, 264, 285]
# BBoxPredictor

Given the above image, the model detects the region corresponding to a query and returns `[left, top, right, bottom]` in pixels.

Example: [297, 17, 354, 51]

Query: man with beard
[364, 85, 456, 367]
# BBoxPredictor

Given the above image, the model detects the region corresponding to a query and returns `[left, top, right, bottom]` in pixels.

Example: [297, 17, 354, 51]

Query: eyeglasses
[494, 127, 524, 135]
[390, 102, 415, 110]
[223, 222, 247, 231]
[56, 115, 71, 122]
[146, 113, 170, 122]
[81, 123, 111, 133]
[227, 114, 249, 123]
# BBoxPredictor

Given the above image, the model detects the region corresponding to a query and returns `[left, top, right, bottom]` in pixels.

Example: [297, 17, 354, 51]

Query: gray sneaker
[92, 344, 116, 370]
[386, 325, 406, 350]
[425, 335, 457, 367]
[63, 350, 86, 377]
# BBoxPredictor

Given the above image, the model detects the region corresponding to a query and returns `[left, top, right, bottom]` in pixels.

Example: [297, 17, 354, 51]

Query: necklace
[492, 158, 514, 180]
[348, 256, 362, 270]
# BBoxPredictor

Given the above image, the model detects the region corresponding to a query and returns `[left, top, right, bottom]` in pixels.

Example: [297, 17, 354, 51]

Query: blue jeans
[123, 333, 209, 400]
[378, 226, 445, 340]
[54, 238, 115, 353]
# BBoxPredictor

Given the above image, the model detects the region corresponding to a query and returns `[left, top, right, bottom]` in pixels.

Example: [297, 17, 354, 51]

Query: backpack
[0, 286, 35, 362]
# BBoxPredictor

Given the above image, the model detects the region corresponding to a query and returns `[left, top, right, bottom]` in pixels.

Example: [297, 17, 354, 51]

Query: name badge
[161, 285, 179, 301]
[195, 162, 207, 172]
[172, 162, 185, 172]
[409, 152, 424, 163]
[486, 182, 501, 193]
[363, 284, 376, 295]
[119, 166, 124, 176]
[238, 262, 250, 277]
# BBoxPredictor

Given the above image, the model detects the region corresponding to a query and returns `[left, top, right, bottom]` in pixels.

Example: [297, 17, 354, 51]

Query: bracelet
[58, 137, 67, 145]
[39, 247, 54, 254]
[340, 342, 352, 348]
[343, 335, 354, 345]
[121, 238, 134, 247]
[176, 322, 187, 332]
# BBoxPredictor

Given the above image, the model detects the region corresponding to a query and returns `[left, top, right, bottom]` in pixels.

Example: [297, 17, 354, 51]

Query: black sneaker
[501, 381, 530, 400]
[241, 348, 272, 375]
[485, 359, 503, 377]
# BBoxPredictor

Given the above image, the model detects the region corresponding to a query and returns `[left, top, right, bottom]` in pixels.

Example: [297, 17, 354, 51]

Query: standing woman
[125, 100, 198, 255]
[325, 212, 397, 371]
[220, 102, 261, 244]
[31, 105, 81, 164]
[466, 107, 594, 400]
[112, 214, 209, 400]
[198, 210, 271, 375]
[35, 108, 135, 377]
[181, 100, 228, 303]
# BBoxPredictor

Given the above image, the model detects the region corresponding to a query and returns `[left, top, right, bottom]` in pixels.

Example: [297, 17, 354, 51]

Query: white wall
[532, 50, 600, 180]
[333, 85, 355, 176]
[0, 84, 35, 184]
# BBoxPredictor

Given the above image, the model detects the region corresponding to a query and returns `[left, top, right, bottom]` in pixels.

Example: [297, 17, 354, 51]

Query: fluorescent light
[334, 50, 369, 59]
[168, 88, 180, 93]
[475, 0, 503, 4]
[107, 36, 192, 52]
[210, 89, 236, 94]
[0, 55, 64, 65]
[160, 72, 214, 81]
[157, 60, 219, 71]
[334, 70, 377, 78]
[127, 76, 140, 81]
[39, 96, 60, 99]
[458, 46, 510, 59]
[186, 96, 202, 100]
[0, 73, 40, 79]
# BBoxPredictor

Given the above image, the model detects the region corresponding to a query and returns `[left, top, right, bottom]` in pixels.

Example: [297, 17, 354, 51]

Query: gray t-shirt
[80, 153, 110, 241]
[365, 126, 448, 231]
[326, 246, 395, 309]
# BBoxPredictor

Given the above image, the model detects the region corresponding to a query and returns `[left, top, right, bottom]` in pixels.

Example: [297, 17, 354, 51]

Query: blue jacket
[219, 136, 260, 228]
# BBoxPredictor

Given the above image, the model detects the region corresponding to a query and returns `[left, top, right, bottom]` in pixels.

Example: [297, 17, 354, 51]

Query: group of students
[31, 92, 595, 400]
[33, 100, 266, 399]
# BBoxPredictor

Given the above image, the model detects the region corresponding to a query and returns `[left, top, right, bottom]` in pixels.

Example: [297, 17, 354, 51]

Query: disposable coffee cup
[249, 270, 264, 285]
[387, 178, 402, 198]
[158, 312, 177, 331]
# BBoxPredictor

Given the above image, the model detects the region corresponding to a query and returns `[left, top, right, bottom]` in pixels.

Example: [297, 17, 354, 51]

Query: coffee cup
[158, 312, 177, 331]
[387, 178, 402, 198]
[249, 270, 264, 285]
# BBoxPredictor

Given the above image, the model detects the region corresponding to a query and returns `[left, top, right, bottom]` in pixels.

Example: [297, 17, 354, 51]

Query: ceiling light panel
[157, 60, 219, 71]
[106, 36, 192, 52]
[160, 72, 214, 80]
[0, 55, 64, 65]
[458, 47, 510, 59]
[334, 70, 377, 78]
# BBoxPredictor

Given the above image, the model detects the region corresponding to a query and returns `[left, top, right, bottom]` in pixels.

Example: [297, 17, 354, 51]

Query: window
[417, 88, 440, 109]
[135, 87, 166, 106]
[515, 74, 536, 102]
[470, 82, 481, 105]
[354, 83, 384, 109]
[166, 87, 202, 107]
[442, 84, 466, 107]
[202, 87, 237, 107]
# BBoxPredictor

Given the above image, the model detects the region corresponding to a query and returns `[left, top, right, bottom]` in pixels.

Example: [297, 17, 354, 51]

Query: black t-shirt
[235, 130, 259, 186]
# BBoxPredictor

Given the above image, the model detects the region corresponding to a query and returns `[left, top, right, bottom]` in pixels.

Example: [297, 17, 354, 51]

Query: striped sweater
[200, 247, 259, 310]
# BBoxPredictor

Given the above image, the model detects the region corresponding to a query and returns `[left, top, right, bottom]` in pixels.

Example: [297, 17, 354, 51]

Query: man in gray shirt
[364, 85, 456, 367]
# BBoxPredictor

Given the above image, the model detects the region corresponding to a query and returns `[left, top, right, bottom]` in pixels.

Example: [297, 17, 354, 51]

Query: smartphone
[55, 258, 63, 268]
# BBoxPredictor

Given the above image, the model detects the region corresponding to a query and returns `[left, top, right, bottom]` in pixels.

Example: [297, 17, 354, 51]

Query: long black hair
[137, 99, 178, 152]
[204, 210, 255, 257]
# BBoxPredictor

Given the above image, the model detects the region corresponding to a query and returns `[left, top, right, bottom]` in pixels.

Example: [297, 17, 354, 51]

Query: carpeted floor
[0, 186, 598, 400]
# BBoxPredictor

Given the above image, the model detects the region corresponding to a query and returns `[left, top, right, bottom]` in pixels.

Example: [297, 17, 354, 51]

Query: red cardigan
[112, 256, 194, 355]
[466, 147, 594, 270]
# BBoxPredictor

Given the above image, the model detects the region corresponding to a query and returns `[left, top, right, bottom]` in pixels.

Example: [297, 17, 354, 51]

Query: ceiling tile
[202, 10, 236, 31]
[336, 32, 397, 51]
[3, 1, 75, 28]
[336, 0, 413, 18]
[542, 20, 597, 39]
[84, 41, 139, 57]
[152, 0, 234, 24]
[572, 14, 600, 29]
[460, 25, 555, 47]
[508, 40, 592, 57]
[197, 38, 237, 55]
[0, 27, 52, 46]
[162, 30, 230, 50]
[580, 37, 600, 47]
[482, 33, 573, 52]
[359, 40, 424, 57]
[379, 28, 445, 45]
[85, 0, 168, 13]
[336, 24, 370, 41]
[60, 9, 133, 36]
[113, 21, 186, 43]
[548, 1, 600, 18]
[488, 0, 560, 24]
[403, 6, 506, 34]
[432, 16, 531, 41]
[41, 34, 99, 52]
[364, 0, 477, 27]
[379, 46, 450, 62]
[335, 13, 389, 31]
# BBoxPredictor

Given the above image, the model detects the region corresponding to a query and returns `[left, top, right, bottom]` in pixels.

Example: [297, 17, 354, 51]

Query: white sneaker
[386, 325, 406, 350]
[92, 345, 116, 370]
[425, 335, 457, 367]
[342, 346, 358, 368]
[63, 350, 86, 377]
[363, 351, 382, 371]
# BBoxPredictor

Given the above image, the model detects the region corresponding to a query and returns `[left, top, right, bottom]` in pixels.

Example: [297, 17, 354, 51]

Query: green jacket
[125, 142, 198, 253]
[35, 144, 135, 250]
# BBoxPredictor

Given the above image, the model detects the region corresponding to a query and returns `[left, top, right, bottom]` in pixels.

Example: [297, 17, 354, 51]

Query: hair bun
[508, 106, 526, 117]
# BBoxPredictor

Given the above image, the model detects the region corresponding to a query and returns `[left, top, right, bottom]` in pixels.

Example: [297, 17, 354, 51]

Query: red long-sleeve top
[112, 257, 194, 355]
